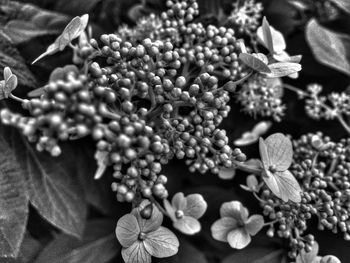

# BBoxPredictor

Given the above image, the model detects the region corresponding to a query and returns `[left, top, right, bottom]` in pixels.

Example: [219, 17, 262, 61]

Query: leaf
[265, 62, 302, 78]
[306, 19, 350, 76]
[54, 0, 101, 16]
[329, 0, 350, 14]
[218, 167, 236, 179]
[32, 14, 89, 64]
[239, 53, 271, 73]
[0, 1, 70, 44]
[35, 219, 119, 263]
[0, 33, 36, 87]
[0, 134, 29, 258]
[156, 237, 208, 263]
[222, 247, 286, 263]
[7, 130, 87, 238]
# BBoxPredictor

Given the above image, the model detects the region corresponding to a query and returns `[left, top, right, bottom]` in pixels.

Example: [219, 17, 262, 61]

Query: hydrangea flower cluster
[241, 132, 350, 258]
[0, 0, 252, 205]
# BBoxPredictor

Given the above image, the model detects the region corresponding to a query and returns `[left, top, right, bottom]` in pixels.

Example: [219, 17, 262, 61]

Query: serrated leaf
[265, 62, 301, 78]
[7, 130, 87, 238]
[239, 53, 271, 73]
[329, 0, 350, 14]
[0, 134, 29, 258]
[306, 19, 350, 76]
[32, 14, 89, 64]
[35, 219, 119, 263]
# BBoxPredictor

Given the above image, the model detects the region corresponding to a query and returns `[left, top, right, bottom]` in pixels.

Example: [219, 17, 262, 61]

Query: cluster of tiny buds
[254, 132, 350, 258]
[237, 74, 285, 121]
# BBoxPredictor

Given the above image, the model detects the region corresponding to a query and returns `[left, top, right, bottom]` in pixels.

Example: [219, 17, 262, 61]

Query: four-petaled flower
[211, 201, 264, 249]
[116, 200, 179, 263]
[259, 133, 301, 203]
[164, 192, 207, 235]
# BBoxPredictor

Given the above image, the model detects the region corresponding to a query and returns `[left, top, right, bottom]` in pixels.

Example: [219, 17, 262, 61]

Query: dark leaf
[306, 19, 350, 76]
[35, 219, 119, 263]
[156, 237, 208, 263]
[7, 130, 87, 238]
[54, 0, 102, 16]
[0, 33, 36, 87]
[0, 133, 29, 258]
[239, 53, 271, 73]
[0, 1, 70, 44]
[222, 247, 286, 263]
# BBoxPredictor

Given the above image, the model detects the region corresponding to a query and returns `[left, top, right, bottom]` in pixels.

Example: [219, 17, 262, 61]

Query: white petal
[121, 241, 151, 263]
[116, 214, 140, 247]
[144, 227, 179, 258]
[227, 228, 251, 249]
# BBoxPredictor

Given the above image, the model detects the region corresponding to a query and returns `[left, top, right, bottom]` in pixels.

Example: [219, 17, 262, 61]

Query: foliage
[0, 0, 348, 262]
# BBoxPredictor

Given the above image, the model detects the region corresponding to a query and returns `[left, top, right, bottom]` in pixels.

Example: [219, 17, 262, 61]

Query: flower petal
[163, 199, 176, 222]
[144, 226, 179, 258]
[116, 214, 140, 247]
[121, 241, 151, 263]
[275, 170, 301, 203]
[227, 228, 251, 249]
[132, 200, 163, 233]
[211, 217, 238, 242]
[184, 194, 207, 219]
[245, 215, 264, 236]
[259, 137, 271, 170]
[264, 133, 293, 171]
[220, 201, 249, 222]
[172, 192, 187, 211]
[173, 216, 201, 235]
[262, 170, 281, 198]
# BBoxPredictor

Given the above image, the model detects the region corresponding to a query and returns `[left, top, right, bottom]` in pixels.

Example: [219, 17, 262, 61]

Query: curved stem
[9, 93, 25, 103]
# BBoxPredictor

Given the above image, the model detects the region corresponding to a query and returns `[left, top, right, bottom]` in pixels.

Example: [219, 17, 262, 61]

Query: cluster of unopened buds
[0, 0, 344, 262]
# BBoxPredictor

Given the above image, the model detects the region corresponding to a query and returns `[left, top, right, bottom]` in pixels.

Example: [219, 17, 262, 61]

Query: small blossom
[259, 133, 301, 203]
[211, 201, 264, 249]
[164, 192, 207, 235]
[116, 200, 179, 263]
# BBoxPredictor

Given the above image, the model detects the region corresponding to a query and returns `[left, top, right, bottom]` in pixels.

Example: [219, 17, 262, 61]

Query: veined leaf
[239, 53, 271, 73]
[35, 219, 119, 263]
[306, 19, 350, 76]
[7, 130, 87, 238]
[0, 133, 29, 258]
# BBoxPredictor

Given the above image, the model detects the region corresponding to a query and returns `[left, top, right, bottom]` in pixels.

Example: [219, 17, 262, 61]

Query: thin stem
[284, 84, 350, 136]
[9, 93, 26, 103]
